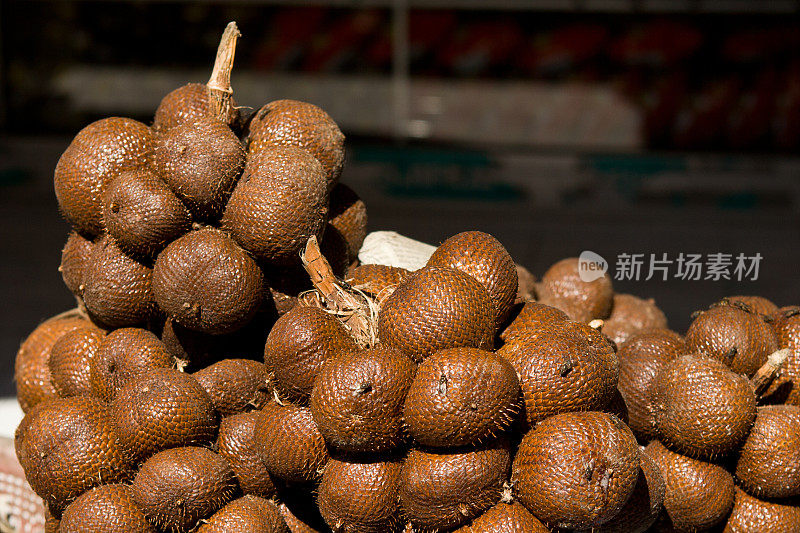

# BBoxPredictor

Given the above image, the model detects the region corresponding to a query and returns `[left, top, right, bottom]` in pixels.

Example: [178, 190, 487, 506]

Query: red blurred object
[251, 8, 328, 70]
[727, 70, 777, 148]
[517, 24, 608, 76]
[366, 11, 458, 71]
[609, 20, 703, 67]
[673, 77, 742, 149]
[641, 72, 690, 147]
[436, 19, 524, 76]
[302, 10, 386, 72]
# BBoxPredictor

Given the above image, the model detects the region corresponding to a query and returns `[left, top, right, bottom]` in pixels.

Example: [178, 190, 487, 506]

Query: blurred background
[1, 1, 800, 395]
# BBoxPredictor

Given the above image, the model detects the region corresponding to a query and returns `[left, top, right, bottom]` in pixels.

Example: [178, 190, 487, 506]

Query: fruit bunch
[11, 22, 800, 533]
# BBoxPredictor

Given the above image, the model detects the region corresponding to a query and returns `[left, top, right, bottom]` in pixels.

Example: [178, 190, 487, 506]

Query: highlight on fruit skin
[536, 256, 614, 323]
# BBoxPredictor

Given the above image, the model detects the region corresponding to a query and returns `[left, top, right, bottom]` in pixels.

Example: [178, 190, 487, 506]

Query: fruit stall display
[12, 23, 800, 533]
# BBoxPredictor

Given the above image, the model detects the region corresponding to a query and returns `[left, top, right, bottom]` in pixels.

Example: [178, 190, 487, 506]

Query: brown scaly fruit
[153, 83, 239, 132]
[48, 326, 105, 397]
[54, 117, 154, 237]
[264, 305, 358, 403]
[515, 264, 537, 303]
[497, 321, 617, 428]
[536, 257, 614, 322]
[317, 456, 403, 533]
[152, 228, 264, 335]
[726, 295, 780, 319]
[153, 116, 245, 221]
[131, 446, 240, 532]
[278, 487, 330, 533]
[499, 301, 570, 343]
[735, 404, 800, 499]
[58, 483, 154, 533]
[511, 411, 640, 530]
[347, 264, 410, 302]
[194, 359, 271, 416]
[651, 354, 757, 459]
[246, 99, 345, 190]
[765, 306, 800, 405]
[110, 368, 217, 464]
[15, 395, 134, 516]
[403, 347, 519, 447]
[262, 265, 310, 317]
[723, 487, 800, 533]
[328, 183, 367, 263]
[45, 509, 60, 533]
[222, 146, 329, 266]
[81, 235, 155, 328]
[60, 231, 93, 297]
[399, 442, 511, 531]
[379, 266, 495, 362]
[310, 346, 414, 453]
[255, 402, 329, 483]
[616, 328, 686, 442]
[645, 440, 735, 532]
[217, 412, 278, 500]
[90, 327, 176, 402]
[454, 501, 549, 533]
[15, 311, 93, 412]
[426, 231, 518, 328]
[319, 223, 351, 279]
[602, 294, 668, 346]
[685, 303, 778, 376]
[101, 167, 191, 258]
[197, 495, 289, 533]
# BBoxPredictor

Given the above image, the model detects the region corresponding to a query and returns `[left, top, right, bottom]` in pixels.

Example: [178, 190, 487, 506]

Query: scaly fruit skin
[197, 495, 289, 533]
[511, 411, 640, 530]
[328, 183, 367, 263]
[454, 501, 550, 533]
[403, 347, 519, 447]
[723, 487, 800, 533]
[194, 359, 271, 416]
[735, 405, 800, 499]
[645, 440, 735, 532]
[426, 231, 519, 329]
[725, 295, 780, 318]
[651, 354, 756, 460]
[379, 266, 495, 363]
[48, 326, 105, 397]
[499, 301, 569, 343]
[59, 484, 155, 533]
[317, 456, 403, 533]
[536, 257, 614, 322]
[216, 412, 278, 500]
[131, 446, 240, 533]
[60, 231, 94, 297]
[15, 395, 134, 516]
[766, 306, 800, 406]
[602, 294, 668, 346]
[348, 264, 410, 301]
[54, 117, 154, 237]
[153, 83, 239, 132]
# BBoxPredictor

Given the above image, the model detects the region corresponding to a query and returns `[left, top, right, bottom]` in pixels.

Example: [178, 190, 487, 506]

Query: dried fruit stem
[207, 21, 240, 121]
[751, 348, 791, 396]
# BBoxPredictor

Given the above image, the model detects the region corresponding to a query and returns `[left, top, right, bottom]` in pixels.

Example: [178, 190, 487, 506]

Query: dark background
[1, 1, 800, 396]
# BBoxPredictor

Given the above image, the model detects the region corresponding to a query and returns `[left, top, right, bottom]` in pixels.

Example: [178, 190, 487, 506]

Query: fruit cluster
[13, 23, 800, 533]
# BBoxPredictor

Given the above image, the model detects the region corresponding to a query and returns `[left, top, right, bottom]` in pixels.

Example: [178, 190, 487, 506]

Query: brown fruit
[197, 495, 288, 533]
[379, 266, 495, 362]
[217, 412, 278, 499]
[348, 264, 410, 301]
[403, 347, 519, 447]
[264, 305, 358, 403]
[153, 228, 264, 335]
[765, 306, 800, 406]
[329, 183, 367, 263]
[15, 312, 93, 412]
[110, 368, 217, 464]
[279, 487, 330, 533]
[454, 501, 549, 533]
[651, 354, 756, 459]
[511, 411, 639, 530]
[602, 294, 668, 346]
[153, 83, 239, 132]
[536, 257, 614, 322]
[515, 264, 537, 302]
[255, 403, 329, 483]
[399, 442, 511, 531]
[54, 117, 154, 237]
[319, 223, 351, 278]
[724, 487, 800, 533]
[45, 509, 60, 533]
[317, 456, 403, 533]
[48, 326, 105, 397]
[82, 236, 155, 328]
[587, 450, 666, 533]
[310, 346, 415, 453]
[616, 328, 686, 442]
[60, 231, 93, 296]
[194, 359, 271, 416]
[499, 301, 570, 343]
[263, 265, 310, 317]
[726, 295, 780, 318]
[497, 322, 617, 428]
[645, 440, 735, 532]
[427, 231, 518, 328]
[247, 99, 345, 190]
[686, 304, 778, 376]
[15, 396, 134, 515]
[59, 483, 154, 533]
[735, 404, 800, 499]
[101, 167, 191, 258]
[90, 327, 175, 402]
[153, 116, 245, 220]
[221, 145, 328, 266]
[132, 446, 240, 532]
